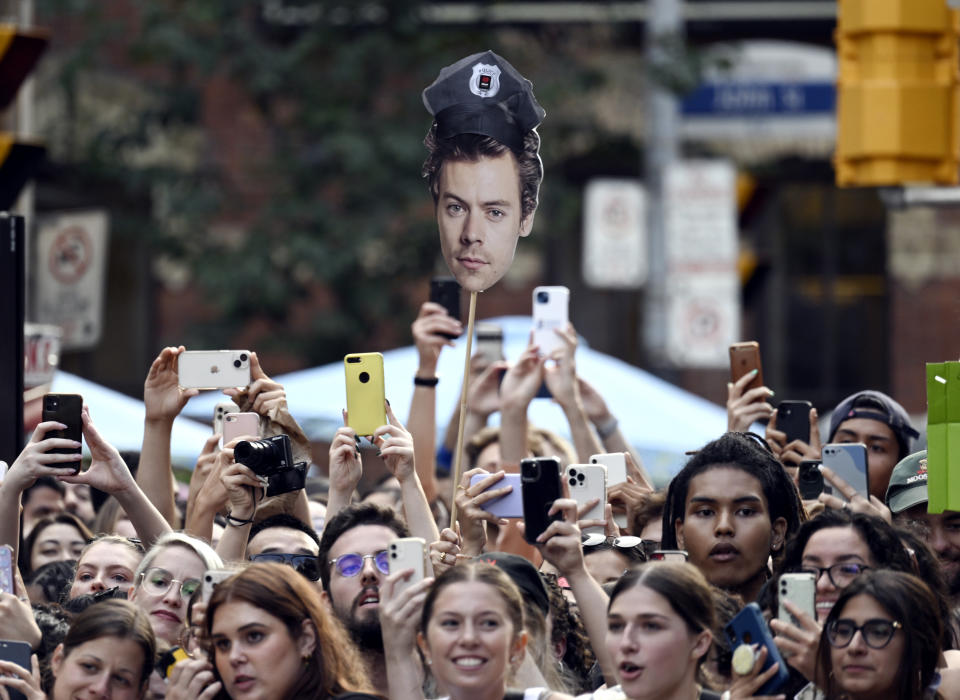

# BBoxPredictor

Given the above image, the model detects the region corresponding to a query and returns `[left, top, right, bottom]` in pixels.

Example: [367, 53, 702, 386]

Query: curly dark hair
[422, 128, 543, 222]
[540, 571, 596, 694]
[660, 432, 804, 564]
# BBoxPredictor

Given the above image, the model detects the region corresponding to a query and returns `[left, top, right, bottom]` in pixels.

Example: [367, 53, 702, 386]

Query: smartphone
[213, 400, 241, 435]
[729, 341, 764, 394]
[223, 412, 260, 445]
[389, 537, 427, 594]
[778, 572, 816, 627]
[202, 569, 233, 604]
[532, 286, 570, 357]
[521, 456, 563, 544]
[797, 460, 827, 499]
[591, 453, 628, 528]
[564, 464, 606, 535]
[42, 393, 83, 468]
[724, 603, 790, 695]
[777, 400, 812, 444]
[430, 277, 461, 339]
[822, 443, 869, 501]
[178, 350, 252, 390]
[0, 639, 31, 700]
[469, 472, 524, 519]
[156, 645, 191, 679]
[344, 353, 386, 436]
[650, 550, 689, 562]
[475, 323, 504, 364]
[0, 544, 13, 594]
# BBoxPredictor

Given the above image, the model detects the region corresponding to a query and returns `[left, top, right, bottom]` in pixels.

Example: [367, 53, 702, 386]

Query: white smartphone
[223, 412, 260, 445]
[564, 464, 606, 535]
[179, 350, 252, 390]
[532, 286, 570, 357]
[778, 572, 816, 627]
[213, 401, 241, 435]
[591, 453, 628, 528]
[822, 443, 870, 501]
[202, 569, 234, 604]
[388, 537, 427, 594]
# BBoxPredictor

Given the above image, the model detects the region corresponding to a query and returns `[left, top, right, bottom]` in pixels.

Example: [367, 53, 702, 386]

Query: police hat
[422, 50, 544, 153]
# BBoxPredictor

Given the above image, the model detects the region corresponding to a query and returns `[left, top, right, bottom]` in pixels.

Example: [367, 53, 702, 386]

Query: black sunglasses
[249, 552, 321, 581]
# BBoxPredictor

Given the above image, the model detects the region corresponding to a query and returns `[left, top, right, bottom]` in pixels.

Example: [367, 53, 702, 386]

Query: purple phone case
[469, 473, 523, 519]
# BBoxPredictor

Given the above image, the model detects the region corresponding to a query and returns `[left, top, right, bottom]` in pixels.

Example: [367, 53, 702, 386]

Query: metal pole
[643, 0, 682, 365]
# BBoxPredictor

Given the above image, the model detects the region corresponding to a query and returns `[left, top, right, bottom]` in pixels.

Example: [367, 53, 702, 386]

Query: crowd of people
[0, 293, 957, 700]
[1, 49, 956, 700]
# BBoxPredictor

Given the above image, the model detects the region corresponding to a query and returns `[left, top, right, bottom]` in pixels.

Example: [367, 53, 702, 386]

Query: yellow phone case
[344, 352, 386, 436]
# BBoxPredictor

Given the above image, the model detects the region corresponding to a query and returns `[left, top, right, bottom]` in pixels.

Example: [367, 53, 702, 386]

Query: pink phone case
[223, 413, 260, 444]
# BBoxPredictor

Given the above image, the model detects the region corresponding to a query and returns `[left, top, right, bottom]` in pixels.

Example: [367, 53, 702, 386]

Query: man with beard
[318, 502, 410, 694]
[887, 450, 960, 607]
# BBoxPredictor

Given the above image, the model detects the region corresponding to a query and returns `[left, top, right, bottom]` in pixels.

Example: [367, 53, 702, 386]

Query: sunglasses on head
[249, 553, 321, 581]
[328, 551, 389, 578]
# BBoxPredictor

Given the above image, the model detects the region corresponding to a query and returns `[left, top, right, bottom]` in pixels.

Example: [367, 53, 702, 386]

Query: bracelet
[596, 415, 619, 439]
[414, 376, 439, 387]
[225, 513, 254, 527]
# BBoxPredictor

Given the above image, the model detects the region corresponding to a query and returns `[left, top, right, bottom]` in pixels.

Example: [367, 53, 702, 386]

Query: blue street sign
[681, 81, 835, 117]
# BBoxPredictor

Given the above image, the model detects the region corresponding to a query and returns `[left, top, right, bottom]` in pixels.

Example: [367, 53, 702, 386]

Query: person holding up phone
[726, 368, 775, 433]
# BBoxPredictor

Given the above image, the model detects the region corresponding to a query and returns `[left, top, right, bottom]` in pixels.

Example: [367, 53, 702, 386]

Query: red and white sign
[34, 210, 110, 350]
[582, 178, 647, 289]
[24, 324, 62, 389]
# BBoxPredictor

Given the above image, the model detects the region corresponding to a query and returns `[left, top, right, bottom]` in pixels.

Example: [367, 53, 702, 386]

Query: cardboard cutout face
[435, 152, 533, 293]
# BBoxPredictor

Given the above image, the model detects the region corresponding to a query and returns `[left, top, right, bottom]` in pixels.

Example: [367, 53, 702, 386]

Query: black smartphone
[41, 393, 83, 470]
[777, 400, 812, 444]
[521, 457, 563, 543]
[0, 639, 32, 700]
[430, 277, 461, 339]
[798, 460, 826, 500]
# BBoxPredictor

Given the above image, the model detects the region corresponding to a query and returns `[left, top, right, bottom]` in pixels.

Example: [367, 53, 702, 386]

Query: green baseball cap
[885, 450, 928, 514]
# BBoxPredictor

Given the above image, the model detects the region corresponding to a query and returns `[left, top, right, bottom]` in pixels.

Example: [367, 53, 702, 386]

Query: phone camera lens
[233, 360, 242, 368]
[536, 291, 549, 303]
[569, 469, 578, 477]
[577, 473, 585, 482]
[240, 353, 248, 362]
[568, 478, 576, 486]
[359, 372, 370, 384]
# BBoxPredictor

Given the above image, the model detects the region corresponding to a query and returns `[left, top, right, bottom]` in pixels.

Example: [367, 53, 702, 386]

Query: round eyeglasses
[250, 553, 321, 581]
[797, 563, 870, 588]
[826, 618, 902, 649]
[329, 551, 389, 578]
[139, 568, 202, 599]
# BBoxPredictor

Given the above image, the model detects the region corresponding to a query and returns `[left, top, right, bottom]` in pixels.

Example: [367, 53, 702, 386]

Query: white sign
[582, 178, 647, 289]
[665, 273, 740, 368]
[664, 160, 739, 368]
[24, 323, 62, 388]
[34, 210, 110, 350]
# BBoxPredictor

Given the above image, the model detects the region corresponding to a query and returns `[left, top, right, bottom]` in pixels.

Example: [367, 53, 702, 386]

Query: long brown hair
[205, 562, 374, 699]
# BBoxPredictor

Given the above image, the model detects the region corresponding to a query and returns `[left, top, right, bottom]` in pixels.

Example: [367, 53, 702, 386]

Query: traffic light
[835, 0, 960, 187]
[0, 23, 48, 209]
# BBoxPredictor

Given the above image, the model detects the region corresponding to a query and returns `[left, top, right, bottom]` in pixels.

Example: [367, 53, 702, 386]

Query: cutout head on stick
[422, 50, 545, 293]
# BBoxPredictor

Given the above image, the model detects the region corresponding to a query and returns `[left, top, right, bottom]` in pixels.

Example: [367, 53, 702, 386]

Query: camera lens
[233, 360, 242, 368]
[240, 353, 248, 362]
[577, 473, 585, 482]
[359, 372, 370, 384]
[235, 438, 281, 477]
[536, 291, 549, 304]
[569, 478, 576, 486]
[569, 469, 578, 477]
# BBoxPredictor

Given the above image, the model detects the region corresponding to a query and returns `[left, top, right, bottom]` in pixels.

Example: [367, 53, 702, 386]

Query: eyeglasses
[139, 568, 202, 599]
[250, 553, 321, 581]
[580, 534, 650, 560]
[826, 618, 902, 649]
[797, 563, 870, 588]
[329, 551, 389, 578]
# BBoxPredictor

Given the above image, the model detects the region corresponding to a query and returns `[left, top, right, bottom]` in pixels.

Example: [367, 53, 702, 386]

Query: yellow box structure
[836, 0, 960, 187]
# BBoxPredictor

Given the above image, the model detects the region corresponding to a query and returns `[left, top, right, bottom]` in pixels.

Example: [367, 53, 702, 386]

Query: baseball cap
[423, 50, 545, 154]
[828, 390, 920, 459]
[474, 551, 549, 615]
[885, 450, 928, 514]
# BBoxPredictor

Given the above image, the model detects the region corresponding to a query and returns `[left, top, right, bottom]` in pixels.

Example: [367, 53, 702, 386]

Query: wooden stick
[448, 290, 478, 527]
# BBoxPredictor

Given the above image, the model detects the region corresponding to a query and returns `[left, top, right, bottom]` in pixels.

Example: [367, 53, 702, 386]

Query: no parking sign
[34, 210, 110, 350]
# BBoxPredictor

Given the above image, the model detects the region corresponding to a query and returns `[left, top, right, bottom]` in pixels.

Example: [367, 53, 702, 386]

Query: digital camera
[234, 434, 307, 497]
